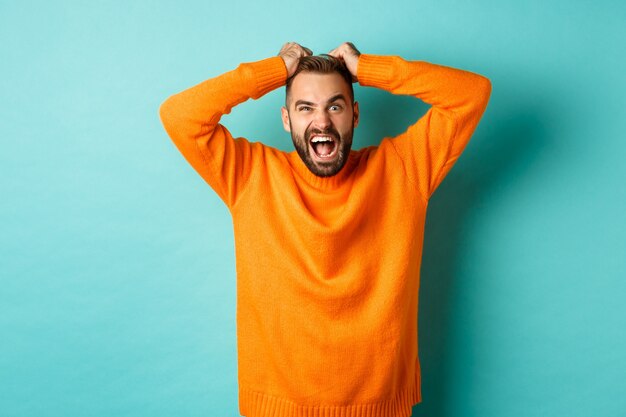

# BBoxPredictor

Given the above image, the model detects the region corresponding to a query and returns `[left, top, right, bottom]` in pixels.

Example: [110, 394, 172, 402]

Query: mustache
[306, 127, 340, 141]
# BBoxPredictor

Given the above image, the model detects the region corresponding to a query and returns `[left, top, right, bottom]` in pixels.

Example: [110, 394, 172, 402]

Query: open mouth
[309, 135, 338, 160]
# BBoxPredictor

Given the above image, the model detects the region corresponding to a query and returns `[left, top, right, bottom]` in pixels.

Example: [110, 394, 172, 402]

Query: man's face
[281, 72, 359, 177]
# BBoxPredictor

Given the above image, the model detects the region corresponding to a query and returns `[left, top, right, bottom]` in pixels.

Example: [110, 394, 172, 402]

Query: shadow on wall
[358, 85, 547, 416]
[412, 100, 548, 416]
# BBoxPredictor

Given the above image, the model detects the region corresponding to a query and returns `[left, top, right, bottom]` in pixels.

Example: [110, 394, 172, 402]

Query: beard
[290, 122, 354, 178]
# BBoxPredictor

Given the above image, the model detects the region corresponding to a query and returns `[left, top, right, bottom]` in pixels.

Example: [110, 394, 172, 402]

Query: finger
[279, 42, 295, 54]
[346, 42, 361, 55]
[303, 47, 313, 56]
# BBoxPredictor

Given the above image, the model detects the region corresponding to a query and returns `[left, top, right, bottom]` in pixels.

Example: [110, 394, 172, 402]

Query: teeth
[311, 136, 333, 143]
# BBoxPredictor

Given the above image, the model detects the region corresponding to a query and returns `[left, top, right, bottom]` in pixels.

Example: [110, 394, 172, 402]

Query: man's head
[281, 55, 359, 178]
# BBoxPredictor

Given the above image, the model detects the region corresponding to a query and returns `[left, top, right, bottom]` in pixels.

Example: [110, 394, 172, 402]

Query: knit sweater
[159, 53, 491, 417]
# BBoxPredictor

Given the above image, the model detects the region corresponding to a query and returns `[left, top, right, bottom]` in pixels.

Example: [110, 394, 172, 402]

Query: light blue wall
[1, 1, 624, 416]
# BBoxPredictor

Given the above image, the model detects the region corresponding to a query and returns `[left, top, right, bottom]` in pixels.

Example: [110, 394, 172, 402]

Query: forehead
[288, 72, 351, 105]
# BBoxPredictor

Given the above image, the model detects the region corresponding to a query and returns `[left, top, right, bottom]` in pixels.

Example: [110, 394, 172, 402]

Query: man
[159, 42, 491, 417]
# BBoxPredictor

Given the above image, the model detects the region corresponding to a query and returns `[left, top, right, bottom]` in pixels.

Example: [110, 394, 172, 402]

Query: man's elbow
[479, 75, 492, 102]
[158, 96, 180, 133]
[474, 75, 492, 110]
[158, 97, 173, 126]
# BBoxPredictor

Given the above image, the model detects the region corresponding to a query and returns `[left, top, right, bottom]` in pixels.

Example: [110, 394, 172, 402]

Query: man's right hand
[278, 42, 313, 78]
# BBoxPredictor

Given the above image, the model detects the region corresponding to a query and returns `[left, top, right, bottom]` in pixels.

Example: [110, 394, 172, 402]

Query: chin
[292, 130, 353, 178]
[305, 148, 350, 177]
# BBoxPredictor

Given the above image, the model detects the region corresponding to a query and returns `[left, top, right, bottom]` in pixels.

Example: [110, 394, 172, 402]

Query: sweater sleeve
[159, 56, 287, 207]
[357, 54, 492, 200]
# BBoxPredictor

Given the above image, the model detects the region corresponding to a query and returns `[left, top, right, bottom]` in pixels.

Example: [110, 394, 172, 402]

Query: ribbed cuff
[241, 56, 288, 99]
[357, 54, 397, 90]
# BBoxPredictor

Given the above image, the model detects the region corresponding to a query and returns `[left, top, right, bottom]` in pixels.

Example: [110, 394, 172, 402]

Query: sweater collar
[287, 150, 359, 191]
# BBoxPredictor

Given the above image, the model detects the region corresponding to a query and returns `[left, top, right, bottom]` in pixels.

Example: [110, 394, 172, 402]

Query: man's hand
[328, 42, 361, 82]
[279, 42, 313, 78]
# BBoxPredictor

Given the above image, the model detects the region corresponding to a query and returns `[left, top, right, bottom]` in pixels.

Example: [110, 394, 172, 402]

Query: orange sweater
[159, 54, 491, 417]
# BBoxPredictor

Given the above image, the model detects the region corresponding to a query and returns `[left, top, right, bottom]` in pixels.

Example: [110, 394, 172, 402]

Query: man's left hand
[328, 42, 361, 82]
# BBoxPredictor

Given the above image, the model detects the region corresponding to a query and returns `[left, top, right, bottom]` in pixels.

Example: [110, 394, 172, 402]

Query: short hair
[285, 54, 354, 106]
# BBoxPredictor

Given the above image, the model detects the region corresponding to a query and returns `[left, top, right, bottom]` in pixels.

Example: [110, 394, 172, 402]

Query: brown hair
[285, 54, 354, 106]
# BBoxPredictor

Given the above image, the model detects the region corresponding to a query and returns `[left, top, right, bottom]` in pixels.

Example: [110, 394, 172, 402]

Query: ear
[352, 101, 360, 128]
[281, 106, 291, 133]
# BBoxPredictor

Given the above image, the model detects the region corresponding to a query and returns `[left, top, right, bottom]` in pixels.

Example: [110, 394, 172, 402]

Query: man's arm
[158, 44, 310, 207]
[331, 43, 492, 200]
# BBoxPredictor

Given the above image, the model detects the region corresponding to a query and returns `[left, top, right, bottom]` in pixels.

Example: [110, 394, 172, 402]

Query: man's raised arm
[158, 43, 311, 207]
[332, 43, 492, 200]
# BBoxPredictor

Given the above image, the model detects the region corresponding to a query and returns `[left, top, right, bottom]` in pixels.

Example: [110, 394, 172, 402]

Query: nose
[313, 109, 331, 130]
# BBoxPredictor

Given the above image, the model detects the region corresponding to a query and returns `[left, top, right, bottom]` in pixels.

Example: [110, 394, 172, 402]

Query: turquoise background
[1, 1, 624, 416]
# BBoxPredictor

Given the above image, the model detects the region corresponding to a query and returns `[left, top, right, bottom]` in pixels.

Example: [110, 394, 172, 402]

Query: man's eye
[298, 106, 312, 112]
[329, 105, 342, 111]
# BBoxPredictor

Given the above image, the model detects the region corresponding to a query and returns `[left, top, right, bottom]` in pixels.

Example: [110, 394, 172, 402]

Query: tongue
[314, 142, 334, 156]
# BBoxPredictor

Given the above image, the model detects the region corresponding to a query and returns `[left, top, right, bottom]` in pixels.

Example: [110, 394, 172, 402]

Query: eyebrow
[294, 94, 348, 108]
